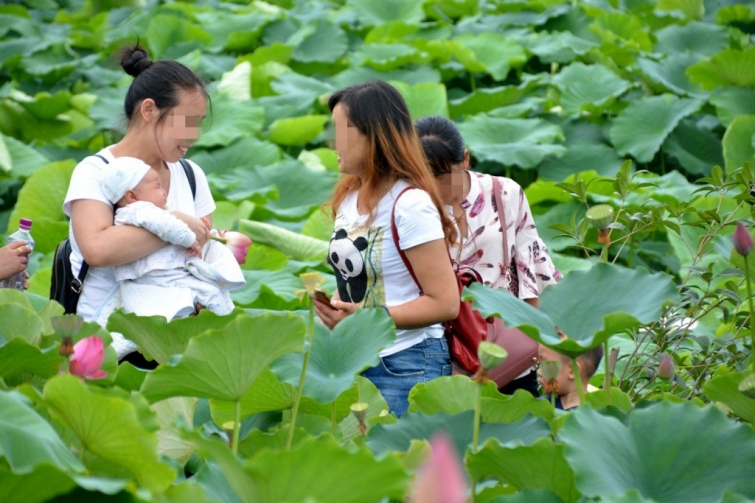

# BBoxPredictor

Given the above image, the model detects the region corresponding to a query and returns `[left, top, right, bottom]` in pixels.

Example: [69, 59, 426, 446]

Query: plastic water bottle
[0, 218, 34, 290]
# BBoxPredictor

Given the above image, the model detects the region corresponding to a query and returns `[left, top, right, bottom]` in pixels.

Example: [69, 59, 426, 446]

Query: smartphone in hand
[314, 289, 331, 305]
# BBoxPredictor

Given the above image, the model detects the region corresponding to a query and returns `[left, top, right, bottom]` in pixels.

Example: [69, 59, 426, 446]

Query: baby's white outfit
[114, 201, 237, 320]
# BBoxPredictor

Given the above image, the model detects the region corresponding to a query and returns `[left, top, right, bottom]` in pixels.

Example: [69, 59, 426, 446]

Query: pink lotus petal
[733, 222, 753, 256]
[69, 336, 107, 380]
[413, 433, 468, 503]
[223, 231, 252, 265]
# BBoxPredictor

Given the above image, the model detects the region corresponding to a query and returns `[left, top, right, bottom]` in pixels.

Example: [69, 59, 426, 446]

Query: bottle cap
[19, 218, 32, 231]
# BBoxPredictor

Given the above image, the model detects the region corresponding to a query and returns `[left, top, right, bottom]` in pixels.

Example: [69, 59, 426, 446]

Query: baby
[537, 344, 603, 410]
[101, 157, 245, 321]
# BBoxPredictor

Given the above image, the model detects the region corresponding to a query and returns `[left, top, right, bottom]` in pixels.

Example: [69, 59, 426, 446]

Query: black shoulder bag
[50, 156, 197, 314]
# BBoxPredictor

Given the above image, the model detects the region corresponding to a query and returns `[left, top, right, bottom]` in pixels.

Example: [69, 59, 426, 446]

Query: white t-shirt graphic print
[329, 180, 446, 357]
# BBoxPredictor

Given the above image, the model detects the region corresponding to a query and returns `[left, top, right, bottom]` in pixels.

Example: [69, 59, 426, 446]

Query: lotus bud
[738, 374, 755, 399]
[412, 433, 467, 503]
[478, 341, 507, 371]
[586, 204, 614, 244]
[657, 354, 674, 380]
[214, 230, 252, 264]
[300, 272, 325, 296]
[733, 222, 753, 256]
[51, 314, 84, 338]
[350, 402, 368, 423]
[69, 336, 108, 380]
[539, 360, 562, 381]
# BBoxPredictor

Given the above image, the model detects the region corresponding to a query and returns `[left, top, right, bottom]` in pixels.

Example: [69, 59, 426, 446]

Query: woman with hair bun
[415, 115, 561, 397]
[314, 80, 460, 417]
[63, 45, 216, 362]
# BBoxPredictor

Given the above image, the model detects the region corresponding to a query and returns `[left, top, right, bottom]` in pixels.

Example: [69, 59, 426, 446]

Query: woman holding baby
[63, 45, 216, 363]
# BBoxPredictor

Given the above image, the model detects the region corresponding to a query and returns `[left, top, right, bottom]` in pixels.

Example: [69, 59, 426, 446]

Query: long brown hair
[325, 80, 457, 244]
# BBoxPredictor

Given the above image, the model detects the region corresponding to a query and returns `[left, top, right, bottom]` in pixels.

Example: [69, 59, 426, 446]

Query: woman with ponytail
[63, 45, 216, 362]
[416, 115, 561, 396]
[314, 80, 459, 417]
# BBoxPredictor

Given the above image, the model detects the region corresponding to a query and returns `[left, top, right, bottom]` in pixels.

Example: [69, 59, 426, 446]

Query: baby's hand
[200, 217, 212, 230]
[187, 241, 202, 259]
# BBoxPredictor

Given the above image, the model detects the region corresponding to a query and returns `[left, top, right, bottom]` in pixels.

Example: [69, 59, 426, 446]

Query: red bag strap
[391, 186, 424, 294]
[492, 176, 509, 266]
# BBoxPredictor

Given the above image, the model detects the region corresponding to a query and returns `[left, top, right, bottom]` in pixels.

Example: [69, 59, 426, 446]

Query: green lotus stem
[571, 358, 587, 406]
[331, 402, 337, 437]
[472, 379, 482, 453]
[287, 301, 314, 450]
[600, 242, 612, 405]
[231, 400, 241, 456]
[745, 254, 755, 371]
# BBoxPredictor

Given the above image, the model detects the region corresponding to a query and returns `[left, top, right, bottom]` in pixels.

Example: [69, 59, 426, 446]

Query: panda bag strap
[390, 187, 485, 374]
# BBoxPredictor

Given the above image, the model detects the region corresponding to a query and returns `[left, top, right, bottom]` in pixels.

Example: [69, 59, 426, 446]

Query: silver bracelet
[380, 305, 390, 317]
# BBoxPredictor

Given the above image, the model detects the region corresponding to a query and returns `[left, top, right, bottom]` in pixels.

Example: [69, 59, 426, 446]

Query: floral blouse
[447, 171, 562, 299]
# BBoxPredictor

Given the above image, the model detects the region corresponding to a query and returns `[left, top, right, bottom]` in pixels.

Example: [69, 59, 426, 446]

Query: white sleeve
[187, 160, 216, 218]
[63, 157, 110, 217]
[114, 202, 197, 247]
[393, 189, 445, 250]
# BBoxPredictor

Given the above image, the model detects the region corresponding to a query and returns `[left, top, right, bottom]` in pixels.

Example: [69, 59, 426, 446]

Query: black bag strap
[179, 158, 197, 200]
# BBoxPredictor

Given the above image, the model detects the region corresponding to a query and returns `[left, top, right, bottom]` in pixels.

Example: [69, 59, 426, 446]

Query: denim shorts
[362, 336, 452, 417]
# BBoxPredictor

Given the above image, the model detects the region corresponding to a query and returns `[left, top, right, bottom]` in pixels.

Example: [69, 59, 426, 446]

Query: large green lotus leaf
[270, 71, 334, 99]
[2, 132, 48, 178]
[145, 13, 212, 60]
[301, 207, 336, 241]
[346, 0, 425, 26]
[0, 465, 76, 503]
[238, 427, 310, 459]
[113, 362, 148, 393]
[140, 312, 305, 403]
[43, 375, 173, 491]
[539, 141, 624, 181]
[271, 309, 395, 403]
[352, 43, 427, 71]
[390, 81, 449, 119]
[703, 370, 755, 423]
[0, 390, 83, 474]
[268, 115, 328, 146]
[637, 54, 708, 99]
[209, 367, 293, 424]
[231, 270, 304, 309]
[191, 137, 281, 175]
[448, 84, 528, 118]
[194, 94, 264, 148]
[332, 64, 441, 89]
[106, 308, 242, 365]
[0, 303, 44, 345]
[238, 219, 328, 262]
[240, 243, 288, 272]
[453, 33, 527, 80]
[0, 338, 63, 381]
[7, 159, 73, 231]
[459, 115, 565, 169]
[368, 410, 551, 458]
[488, 489, 565, 503]
[217, 61, 251, 101]
[663, 119, 723, 176]
[463, 263, 680, 358]
[408, 376, 554, 423]
[528, 30, 598, 64]
[244, 436, 407, 503]
[653, 21, 729, 57]
[656, 0, 704, 21]
[722, 115, 755, 174]
[589, 12, 652, 52]
[467, 437, 580, 503]
[152, 397, 197, 466]
[199, 9, 274, 54]
[710, 87, 755, 127]
[424, 0, 480, 19]
[687, 47, 755, 90]
[559, 402, 755, 502]
[610, 94, 702, 163]
[552, 62, 631, 115]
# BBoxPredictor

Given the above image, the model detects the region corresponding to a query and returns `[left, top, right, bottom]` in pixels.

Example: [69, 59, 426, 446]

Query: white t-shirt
[329, 180, 446, 357]
[63, 147, 216, 323]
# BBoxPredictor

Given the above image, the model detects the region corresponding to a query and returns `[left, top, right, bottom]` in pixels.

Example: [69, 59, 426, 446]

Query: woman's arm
[71, 200, 166, 268]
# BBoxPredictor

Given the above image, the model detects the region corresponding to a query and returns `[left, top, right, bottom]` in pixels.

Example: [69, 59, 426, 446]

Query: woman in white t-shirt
[313, 80, 460, 417]
[416, 115, 562, 397]
[63, 45, 216, 365]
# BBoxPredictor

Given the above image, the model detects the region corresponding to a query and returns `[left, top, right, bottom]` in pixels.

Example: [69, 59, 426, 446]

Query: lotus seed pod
[733, 222, 753, 256]
[478, 341, 508, 371]
[539, 360, 562, 381]
[59, 337, 74, 357]
[657, 354, 674, 380]
[350, 402, 368, 423]
[300, 272, 325, 295]
[50, 314, 84, 339]
[738, 374, 755, 399]
[585, 204, 614, 231]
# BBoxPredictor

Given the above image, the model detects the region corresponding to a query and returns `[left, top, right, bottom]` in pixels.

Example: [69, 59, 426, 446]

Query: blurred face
[155, 88, 207, 163]
[536, 345, 573, 396]
[130, 169, 168, 209]
[435, 170, 466, 205]
[332, 103, 367, 177]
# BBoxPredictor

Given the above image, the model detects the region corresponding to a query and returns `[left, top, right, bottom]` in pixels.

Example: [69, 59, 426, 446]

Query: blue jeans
[362, 336, 452, 417]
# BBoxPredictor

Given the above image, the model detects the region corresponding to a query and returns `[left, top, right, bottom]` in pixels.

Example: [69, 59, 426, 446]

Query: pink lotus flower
[412, 433, 468, 503]
[69, 336, 108, 380]
[218, 231, 252, 265]
[733, 222, 753, 256]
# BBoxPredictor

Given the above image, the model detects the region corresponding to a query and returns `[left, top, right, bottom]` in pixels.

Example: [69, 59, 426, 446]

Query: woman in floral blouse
[415, 115, 562, 396]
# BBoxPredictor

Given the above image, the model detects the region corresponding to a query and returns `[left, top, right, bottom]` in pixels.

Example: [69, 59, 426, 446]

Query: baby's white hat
[101, 157, 152, 204]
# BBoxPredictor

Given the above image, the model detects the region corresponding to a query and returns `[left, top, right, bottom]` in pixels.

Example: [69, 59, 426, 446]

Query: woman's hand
[313, 290, 360, 329]
[0, 241, 30, 281]
[172, 211, 211, 246]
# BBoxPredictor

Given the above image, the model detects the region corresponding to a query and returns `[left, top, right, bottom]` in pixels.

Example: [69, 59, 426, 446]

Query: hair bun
[120, 45, 153, 78]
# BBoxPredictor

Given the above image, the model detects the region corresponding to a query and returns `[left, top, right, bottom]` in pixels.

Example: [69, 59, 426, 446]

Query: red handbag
[391, 187, 486, 374]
